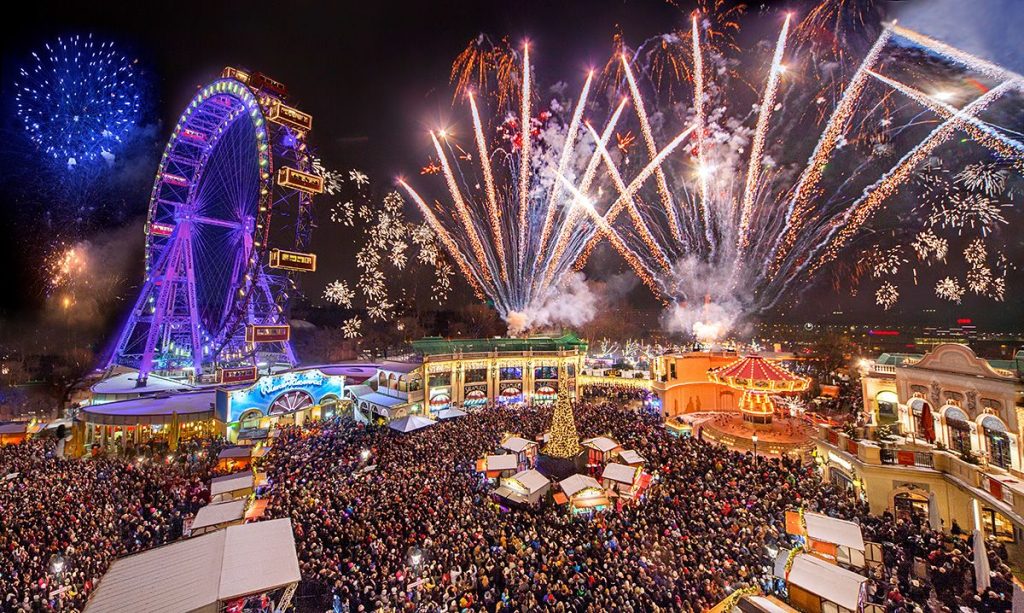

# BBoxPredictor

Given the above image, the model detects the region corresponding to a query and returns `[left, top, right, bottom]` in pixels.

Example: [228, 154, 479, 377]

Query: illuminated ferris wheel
[110, 68, 322, 381]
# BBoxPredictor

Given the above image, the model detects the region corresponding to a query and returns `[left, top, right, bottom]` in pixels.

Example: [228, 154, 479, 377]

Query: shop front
[217, 368, 345, 441]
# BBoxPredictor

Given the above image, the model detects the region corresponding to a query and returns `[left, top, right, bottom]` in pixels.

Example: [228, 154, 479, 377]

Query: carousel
[695, 355, 816, 458]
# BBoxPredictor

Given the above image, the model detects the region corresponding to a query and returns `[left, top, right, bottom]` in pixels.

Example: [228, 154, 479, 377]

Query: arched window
[876, 391, 899, 424]
[943, 406, 971, 454]
[943, 390, 964, 406]
[981, 415, 1011, 469]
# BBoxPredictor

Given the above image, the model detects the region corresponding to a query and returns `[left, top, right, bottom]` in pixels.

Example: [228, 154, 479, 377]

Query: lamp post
[752, 434, 759, 464]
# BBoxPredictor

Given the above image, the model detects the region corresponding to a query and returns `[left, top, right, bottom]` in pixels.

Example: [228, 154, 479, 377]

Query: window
[534, 366, 558, 380]
[982, 507, 1017, 543]
[428, 372, 451, 388]
[982, 416, 1011, 469]
[499, 366, 523, 381]
[669, 363, 677, 380]
[464, 368, 487, 383]
[944, 407, 972, 455]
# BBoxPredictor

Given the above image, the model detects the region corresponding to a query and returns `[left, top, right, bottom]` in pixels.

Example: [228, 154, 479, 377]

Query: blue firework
[15, 34, 142, 168]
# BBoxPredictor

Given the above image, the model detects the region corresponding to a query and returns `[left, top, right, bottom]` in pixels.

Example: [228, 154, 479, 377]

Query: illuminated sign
[221, 66, 251, 84]
[267, 101, 313, 132]
[245, 324, 290, 343]
[218, 368, 345, 422]
[219, 366, 257, 385]
[150, 222, 175, 238]
[276, 167, 324, 194]
[269, 249, 316, 272]
[181, 128, 207, 141]
[868, 329, 899, 336]
[956, 318, 972, 325]
[249, 72, 288, 96]
[163, 173, 189, 187]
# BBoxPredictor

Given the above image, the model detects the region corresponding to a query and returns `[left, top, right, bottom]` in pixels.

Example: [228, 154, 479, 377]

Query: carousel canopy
[707, 355, 810, 393]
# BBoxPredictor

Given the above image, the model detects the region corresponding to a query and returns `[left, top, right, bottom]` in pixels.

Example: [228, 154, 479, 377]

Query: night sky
[1, 0, 1022, 332]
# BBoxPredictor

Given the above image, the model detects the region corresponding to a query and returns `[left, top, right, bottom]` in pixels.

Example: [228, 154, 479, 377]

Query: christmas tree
[544, 394, 582, 458]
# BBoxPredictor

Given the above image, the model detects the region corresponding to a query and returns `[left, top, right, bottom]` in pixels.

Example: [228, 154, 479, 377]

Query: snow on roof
[601, 463, 638, 485]
[501, 436, 536, 453]
[510, 469, 550, 493]
[787, 554, 866, 610]
[90, 370, 193, 396]
[191, 499, 247, 531]
[388, 415, 436, 433]
[617, 450, 647, 465]
[209, 472, 254, 497]
[84, 518, 299, 613]
[218, 446, 253, 460]
[803, 512, 865, 551]
[486, 454, 519, 471]
[559, 474, 603, 498]
[582, 436, 620, 452]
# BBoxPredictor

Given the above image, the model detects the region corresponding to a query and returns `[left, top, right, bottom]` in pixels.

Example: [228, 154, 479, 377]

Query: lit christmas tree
[543, 394, 582, 458]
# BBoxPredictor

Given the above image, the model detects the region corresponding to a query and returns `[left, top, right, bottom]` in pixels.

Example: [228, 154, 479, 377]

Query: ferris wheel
[110, 68, 322, 381]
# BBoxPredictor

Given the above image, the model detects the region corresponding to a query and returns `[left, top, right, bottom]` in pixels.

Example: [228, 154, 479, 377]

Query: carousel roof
[707, 355, 810, 391]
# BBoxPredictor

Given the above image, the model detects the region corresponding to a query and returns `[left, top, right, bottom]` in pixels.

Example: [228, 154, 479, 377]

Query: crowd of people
[258, 393, 1017, 612]
[0, 438, 220, 612]
[1, 391, 1018, 612]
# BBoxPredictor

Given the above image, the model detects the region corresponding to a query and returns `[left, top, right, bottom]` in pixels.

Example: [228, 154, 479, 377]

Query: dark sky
[1, 0, 1022, 331]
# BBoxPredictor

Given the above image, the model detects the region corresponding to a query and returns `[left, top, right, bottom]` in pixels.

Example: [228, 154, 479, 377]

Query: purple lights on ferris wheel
[108, 69, 321, 381]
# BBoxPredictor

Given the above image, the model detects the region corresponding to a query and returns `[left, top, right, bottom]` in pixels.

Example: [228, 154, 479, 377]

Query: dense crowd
[1, 396, 1018, 612]
[259, 397, 1013, 612]
[0, 438, 219, 612]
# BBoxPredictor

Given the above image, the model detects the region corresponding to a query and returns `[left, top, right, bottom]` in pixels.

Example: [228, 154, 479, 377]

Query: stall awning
[803, 512, 865, 550]
[787, 554, 866, 611]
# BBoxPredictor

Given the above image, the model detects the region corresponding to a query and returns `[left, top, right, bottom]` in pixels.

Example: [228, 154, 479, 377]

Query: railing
[872, 364, 896, 375]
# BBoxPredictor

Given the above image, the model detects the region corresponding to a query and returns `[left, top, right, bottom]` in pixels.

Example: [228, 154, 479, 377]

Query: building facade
[652, 351, 742, 416]
[413, 334, 587, 413]
[822, 343, 1024, 563]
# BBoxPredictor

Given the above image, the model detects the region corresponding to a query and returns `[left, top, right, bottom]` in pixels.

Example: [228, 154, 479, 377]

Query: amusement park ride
[109, 68, 322, 384]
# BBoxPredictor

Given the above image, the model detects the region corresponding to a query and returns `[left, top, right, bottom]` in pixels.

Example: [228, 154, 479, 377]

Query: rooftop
[411, 333, 588, 356]
[84, 518, 300, 613]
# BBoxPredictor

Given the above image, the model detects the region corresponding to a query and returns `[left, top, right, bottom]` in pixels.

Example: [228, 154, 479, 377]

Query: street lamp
[360, 448, 371, 462]
[751, 434, 759, 463]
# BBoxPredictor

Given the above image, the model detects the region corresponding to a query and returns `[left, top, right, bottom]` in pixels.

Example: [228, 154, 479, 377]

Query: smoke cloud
[505, 271, 599, 336]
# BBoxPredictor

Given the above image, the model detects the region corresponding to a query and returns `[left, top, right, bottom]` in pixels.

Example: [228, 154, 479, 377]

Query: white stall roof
[486, 454, 518, 471]
[617, 450, 647, 465]
[582, 436, 619, 452]
[559, 474, 603, 498]
[803, 512, 865, 550]
[191, 499, 247, 532]
[85, 518, 299, 613]
[510, 469, 550, 493]
[601, 463, 638, 485]
[210, 472, 255, 497]
[501, 436, 536, 453]
[787, 554, 866, 611]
